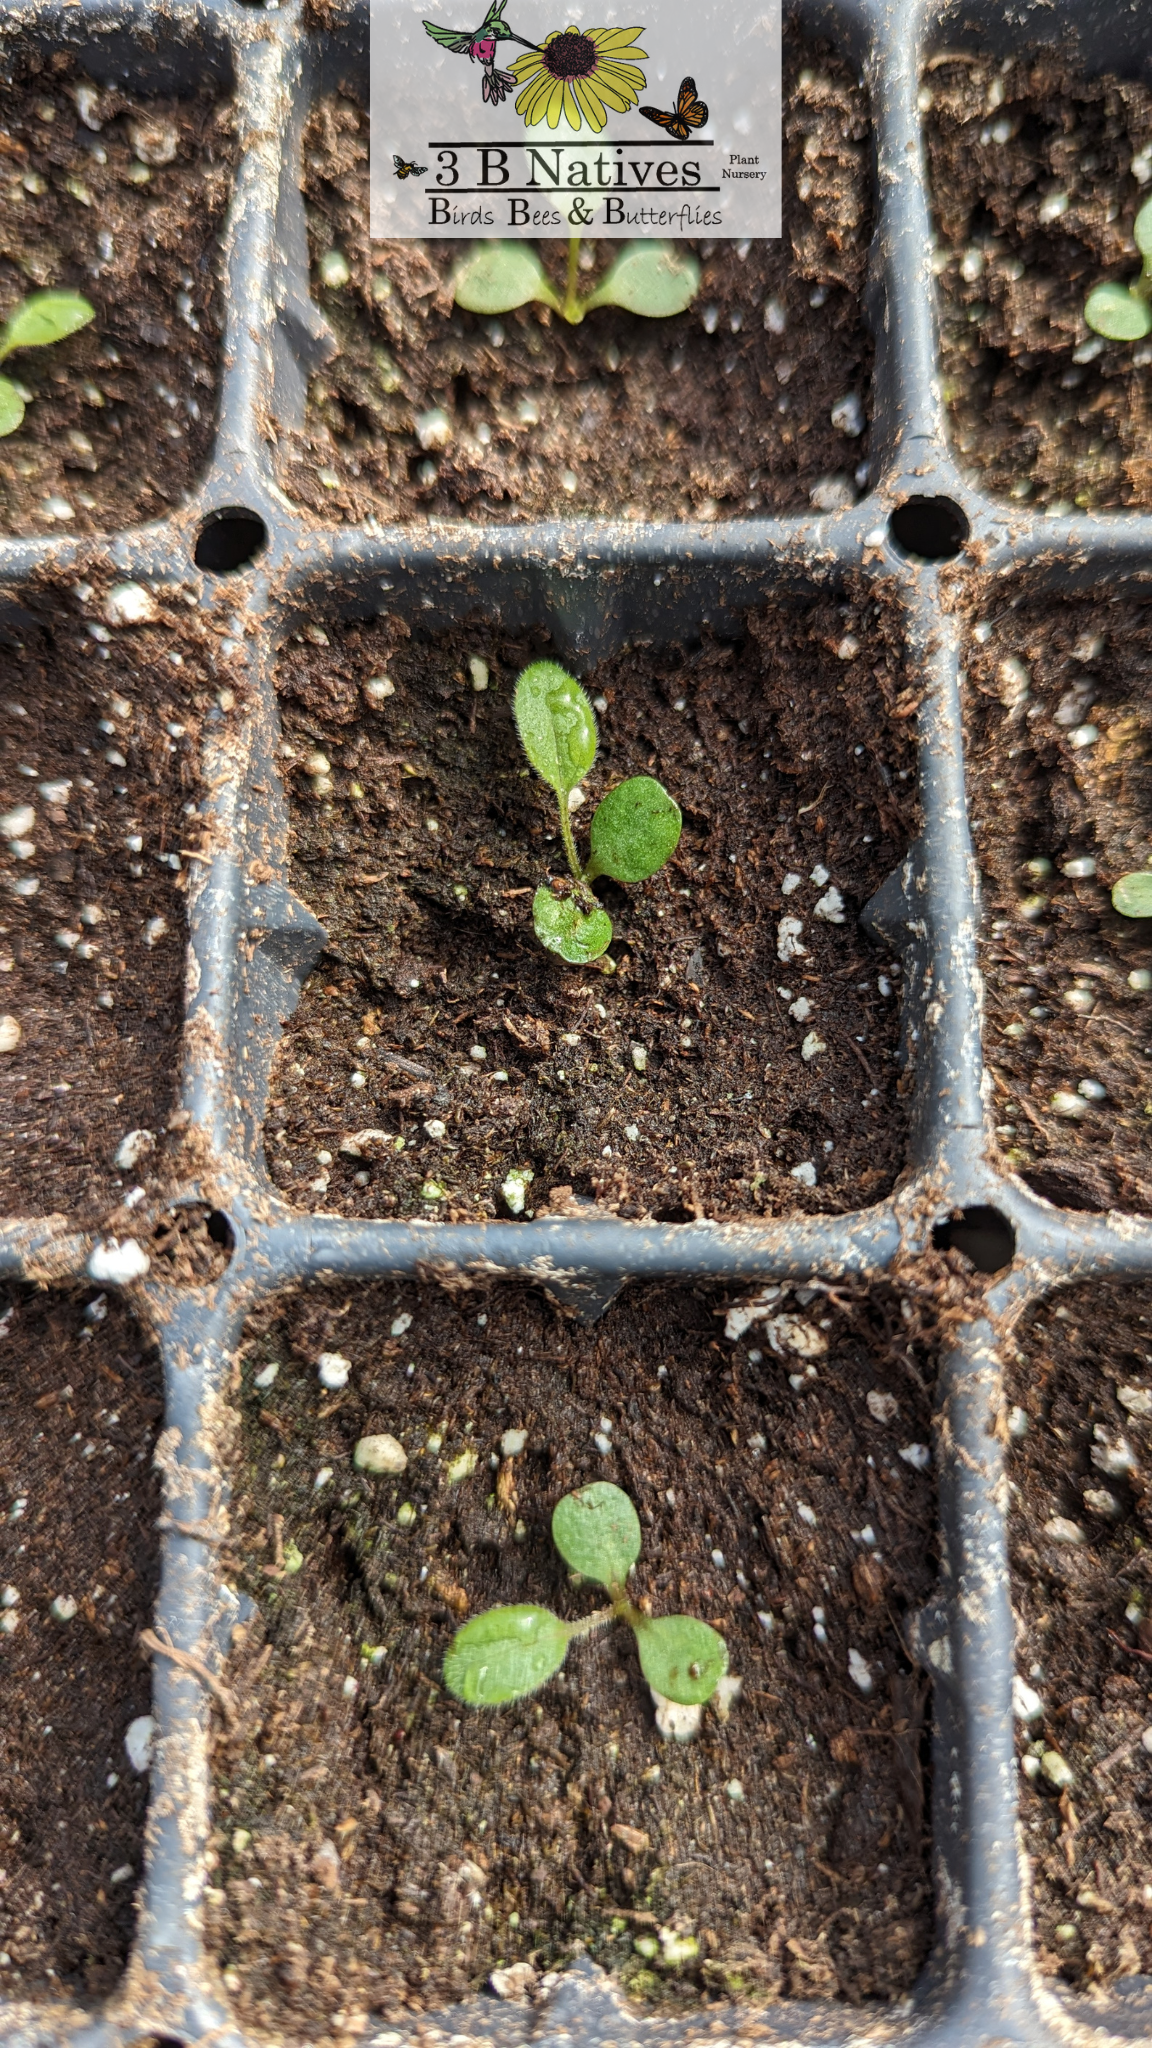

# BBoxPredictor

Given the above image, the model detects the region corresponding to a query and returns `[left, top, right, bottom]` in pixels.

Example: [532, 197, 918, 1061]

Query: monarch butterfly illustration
[393, 153, 430, 179]
[639, 76, 708, 141]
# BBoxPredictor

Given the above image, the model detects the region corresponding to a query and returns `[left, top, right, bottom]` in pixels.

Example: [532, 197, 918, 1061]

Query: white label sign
[370, 0, 781, 239]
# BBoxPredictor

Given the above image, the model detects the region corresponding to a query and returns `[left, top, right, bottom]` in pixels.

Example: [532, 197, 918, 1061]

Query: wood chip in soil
[926, 56, 1152, 511]
[0, 51, 236, 537]
[964, 591, 1152, 1213]
[267, 593, 918, 1222]
[1008, 1281, 1152, 1988]
[0, 589, 213, 1221]
[281, 40, 872, 524]
[208, 1277, 937, 2034]
[0, 1285, 164, 1997]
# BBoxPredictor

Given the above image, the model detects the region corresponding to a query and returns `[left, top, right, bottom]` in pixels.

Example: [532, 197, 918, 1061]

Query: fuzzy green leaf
[1135, 196, 1152, 263]
[0, 291, 95, 360]
[588, 775, 682, 884]
[635, 1614, 728, 1705]
[533, 888, 612, 963]
[443, 1603, 569, 1705]
[1112, 870, 1152, 918]
[1084, 282, 1152, 341]
[452, 241, 561, 317]
[552, 1482, 641, 1589]
[584, 242, 700, 320]
[514, 662, 598, 795]
[0, 375, 25, 437]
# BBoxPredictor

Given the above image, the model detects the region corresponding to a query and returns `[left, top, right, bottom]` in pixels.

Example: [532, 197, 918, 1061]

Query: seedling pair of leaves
[453, 235, 699, 326]
[1085, 196, 1152, 341]
[0, 292, 96, 437]
[514, 660, 681, 962]
[444, 1480, 728, 1708]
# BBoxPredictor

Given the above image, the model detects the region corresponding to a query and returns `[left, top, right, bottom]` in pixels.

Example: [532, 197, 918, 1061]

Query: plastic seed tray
[3, 0, 1152, 2042]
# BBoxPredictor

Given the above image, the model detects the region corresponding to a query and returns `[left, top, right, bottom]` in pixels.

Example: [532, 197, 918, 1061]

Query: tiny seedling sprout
[513, 659, 682, 963]
[1084, 196, 1152, 342]
[452, 235, 699, 326]
[1112, 871, 1152, 919]
[443, 1480, 728, 1708]
[0, 292, 96, 438]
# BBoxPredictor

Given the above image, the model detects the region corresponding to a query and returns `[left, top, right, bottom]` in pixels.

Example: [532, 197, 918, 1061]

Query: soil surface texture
[267, 600, 918, 1222]
[0, 51, 235, 537]
[1008, 1282, 1152, 1988]
[926, 57, 1152, 511]
[964, 593, 1152, 1214]
[0, 589, 208, 1221]
[0, 1285, 164, 1997]
[281, 43, 872, 524]
[208, 1278, 937, 2033]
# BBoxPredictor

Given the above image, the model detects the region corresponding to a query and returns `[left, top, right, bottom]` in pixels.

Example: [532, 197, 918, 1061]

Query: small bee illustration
[393, 153, 430, 179]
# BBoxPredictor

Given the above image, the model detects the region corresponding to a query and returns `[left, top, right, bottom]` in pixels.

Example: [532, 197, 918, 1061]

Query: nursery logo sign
[370, 0, 780, 239]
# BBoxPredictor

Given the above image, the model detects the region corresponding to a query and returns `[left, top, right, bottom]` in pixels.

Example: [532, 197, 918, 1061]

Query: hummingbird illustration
[423, 0, 537, 105]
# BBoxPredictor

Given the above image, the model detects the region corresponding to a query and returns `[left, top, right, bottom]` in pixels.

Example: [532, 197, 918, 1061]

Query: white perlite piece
[830, 393, 865, 437]
[764, 1315, 827, 1360]
[1043, 1516, 1086, 1544]
[501, 1428, 527, 1458]
[318, 1351, 352, 1391]
[781, 872, 802, 894]
[813, 886, 845, 924]
[0, 1016, 21, 1053]
[899, 1442, 931, 1470]
[0, 804, 34, 840]
[415, 407, 452, 452]
[866, 1390, 899, 1424]
[364, 675, 394, 703]
[790, 1161, 817, 1187]
[723, 1285, 783, 1341]
[502, 1166, 534, 1214]
[104, 582, 158, 628]
[113, 1128, 155, 1171]
[848, 1648, 873, 1694]
[801, 1031, 826, 1062]
[354, 1433, 407, 1475]
[50, 1595, 78, 1622]
[777, 916, 806, 962]
[1118, 1386, 1152, 1417]
[391, 1312, 413, 1338]
[490, 1963, 537, 2001]
[88, 1238, 150, 1283]
[124, 1714, 156, 1772]
[1013, 1677, 1043, 1723]
[788, 996, 812, 1022]
[650, 1688, 704, 1743]
[469, 657, 490, 692]
[712, 1673, 743, 1723]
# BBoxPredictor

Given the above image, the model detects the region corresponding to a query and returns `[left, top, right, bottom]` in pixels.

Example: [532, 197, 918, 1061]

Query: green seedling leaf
[514, 661, 598, 795]
[0, 375, 25, 437]
[452, 241, 561, 317]
[444, 1603, 570, 1705]
[635, 1613, 728, 1705]
[1135, 196, 1152, 264]
[533, 888, 613, 963]
[1112, 870, 1152, 918]
[552, 1481, 641, 1589]
[0, 290, 95, 360]
[1084, 282, 1152, 341]
[584, 241, 701, 320]
[588, 775, 682, 883]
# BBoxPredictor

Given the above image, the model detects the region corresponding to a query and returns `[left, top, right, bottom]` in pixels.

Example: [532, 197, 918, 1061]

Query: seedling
[0, 292, 96, 436]
[1112, 871, 1152, 918]
[514, 659, 681, 963]
[452, 235, 699, 326]
[1084, 197, 1152, 342]
[443, 1480, 728, 1706]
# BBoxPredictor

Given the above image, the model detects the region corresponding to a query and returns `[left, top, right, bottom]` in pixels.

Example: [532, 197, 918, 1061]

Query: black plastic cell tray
[2, 0, 1152, 2042]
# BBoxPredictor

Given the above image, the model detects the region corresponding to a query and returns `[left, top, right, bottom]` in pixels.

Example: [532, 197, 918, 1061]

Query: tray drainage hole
[194, 509, 267, 574]
[206, 1209, 236, 1257]
[932, 1204, 1015, 1274]
[888, 496, 969, 562]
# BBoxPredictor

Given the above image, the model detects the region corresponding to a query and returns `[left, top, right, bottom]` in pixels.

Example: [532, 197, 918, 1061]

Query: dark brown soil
[0, 589, 212, 1221]
[266, 598, 918, 1222]
[0, 1284, 164, 1997]
[280, 42, 873, 524]
[1008, 1282, 1152, 1987]
[926, 57, 1152, 511]
[207, 1277, 937, 2033]
[0, 52, 235, 537]
[963, 592, 1152, 1213]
